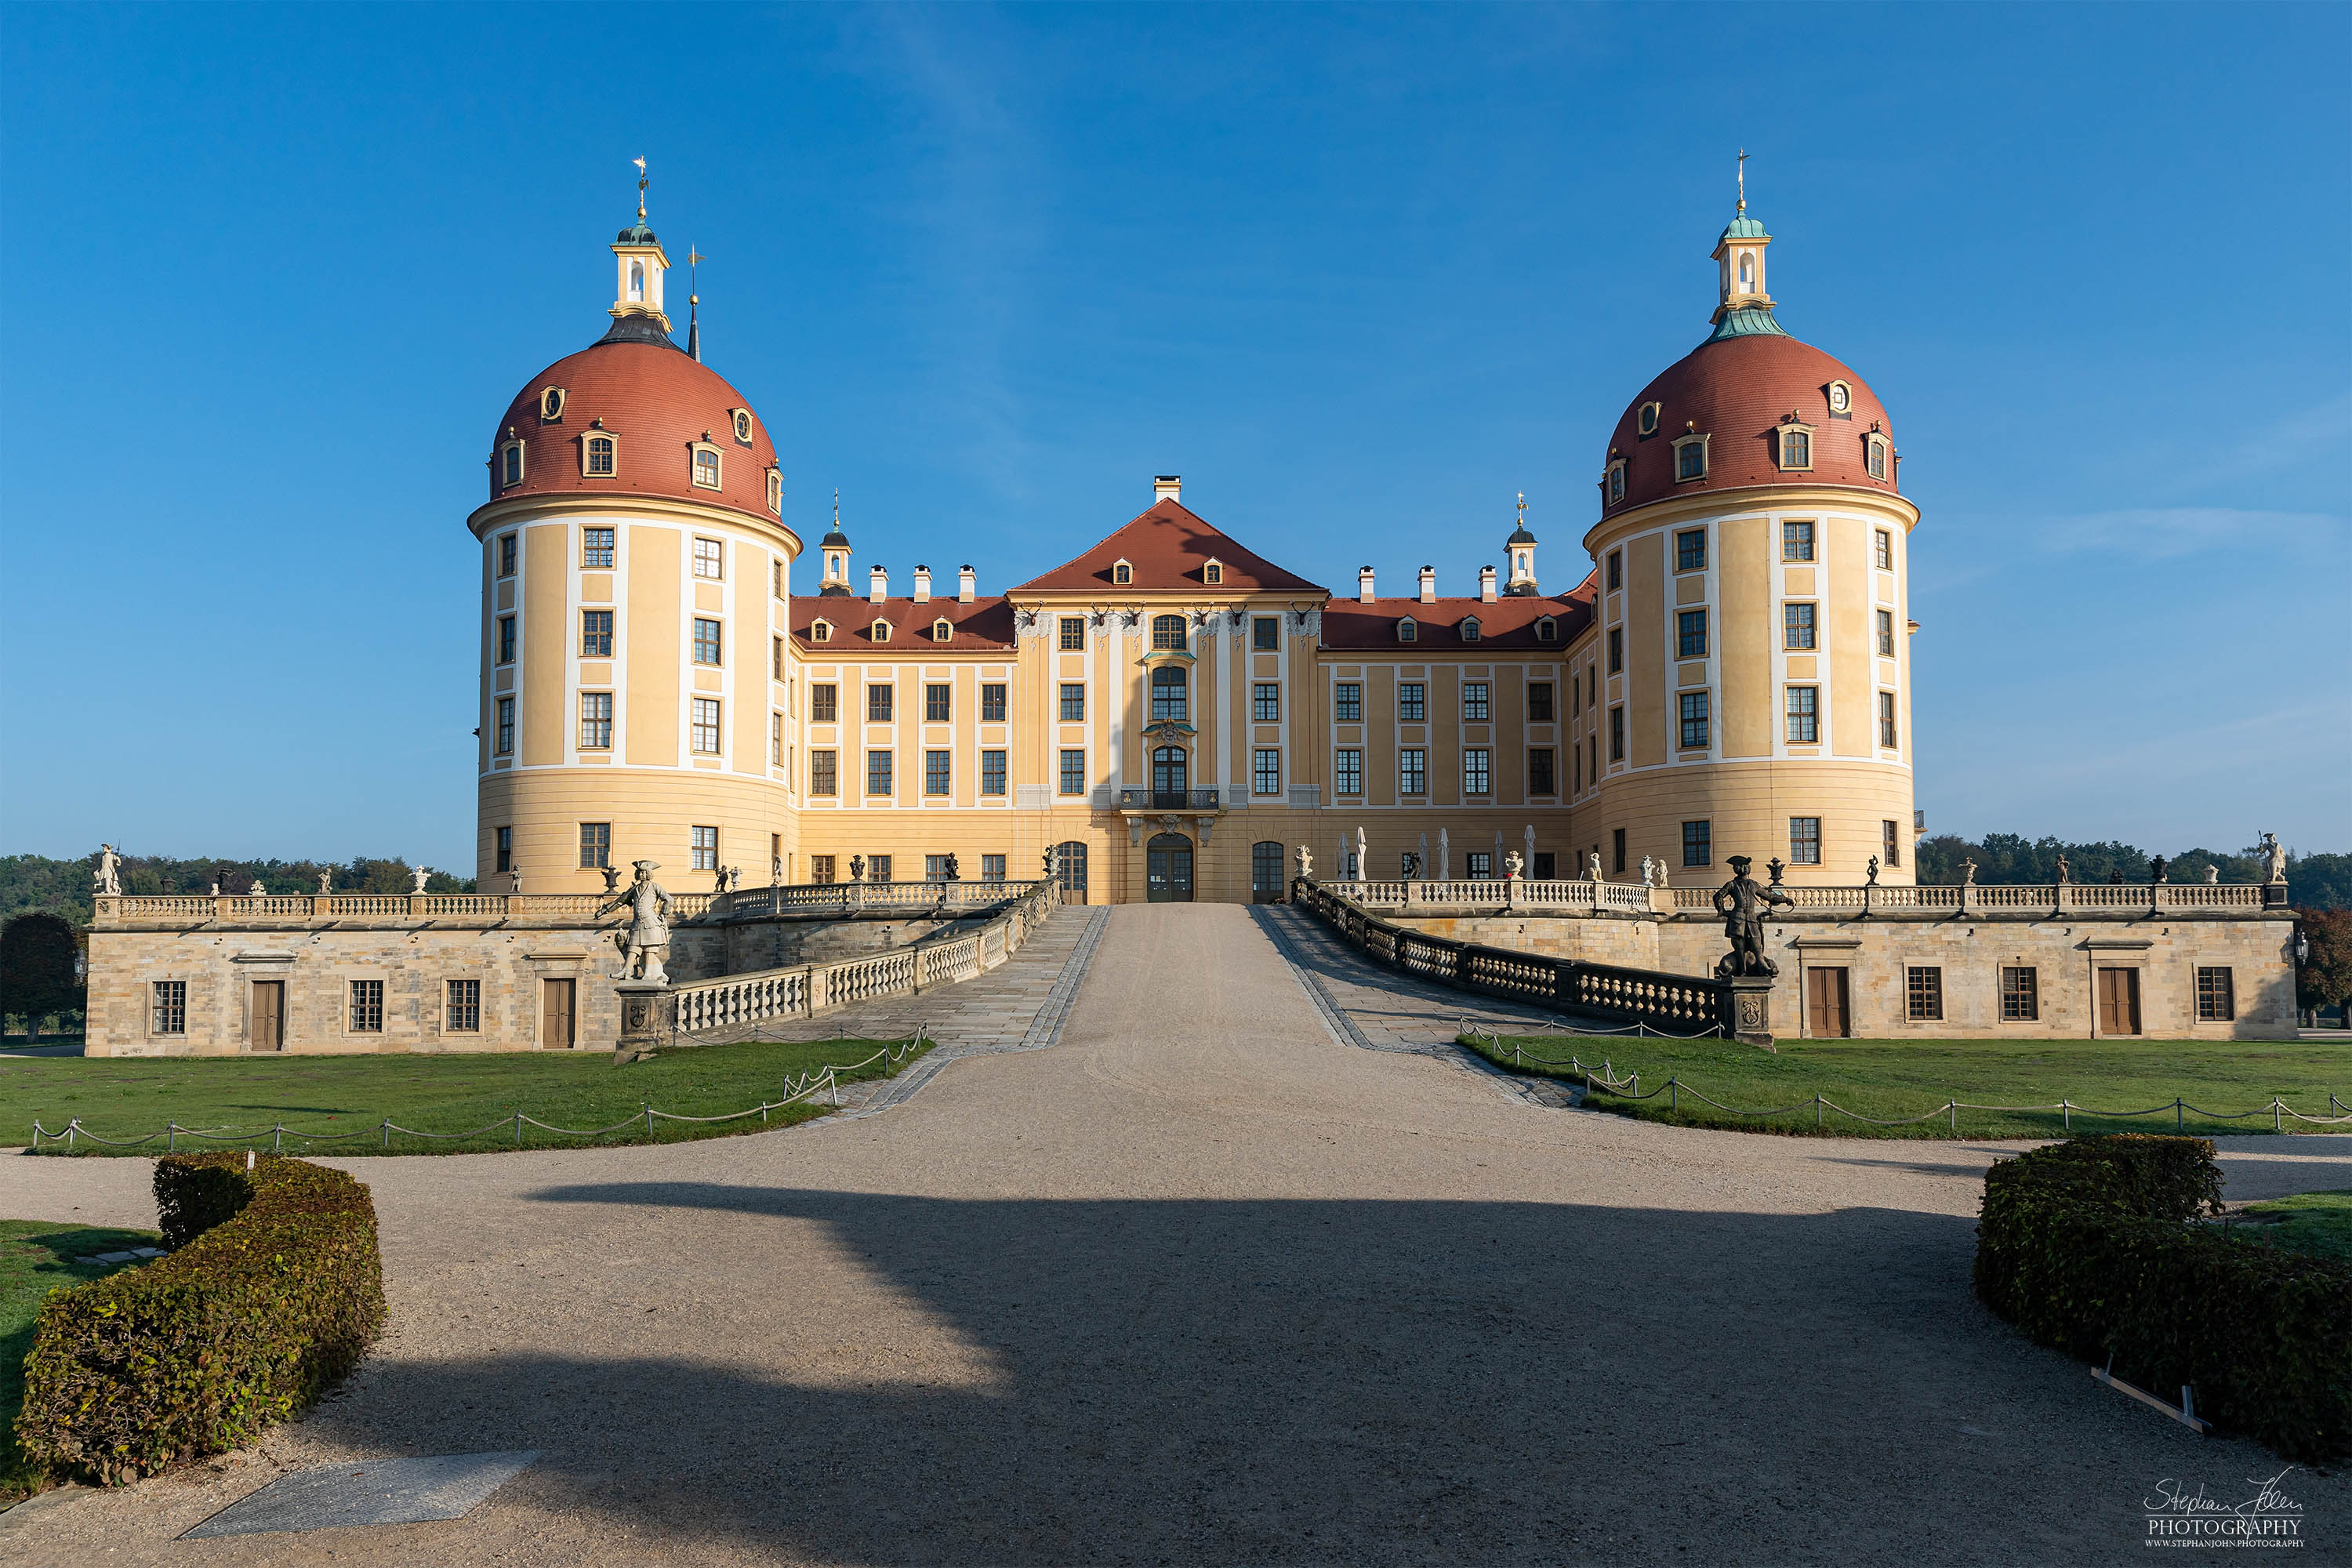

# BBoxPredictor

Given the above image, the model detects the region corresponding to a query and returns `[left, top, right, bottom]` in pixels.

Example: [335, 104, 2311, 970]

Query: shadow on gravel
[265, 1183, 2281, 1563]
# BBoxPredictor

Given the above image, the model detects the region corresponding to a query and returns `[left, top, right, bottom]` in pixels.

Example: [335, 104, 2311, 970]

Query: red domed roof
[484, 338, 782, 525]
[1600, 333, 1896, 517]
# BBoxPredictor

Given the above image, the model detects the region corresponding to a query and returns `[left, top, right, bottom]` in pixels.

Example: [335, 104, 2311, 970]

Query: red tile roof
[1014, 499, 1328, 594]
[793, 597, 1016, 652]
[1320, 575, 1598, 651]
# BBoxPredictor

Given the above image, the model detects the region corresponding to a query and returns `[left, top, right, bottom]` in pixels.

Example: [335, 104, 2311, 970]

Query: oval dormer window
[540, 387, 565, 422]
[732, 409, 753, 445]
[1636, 401, 1661, 437]
[1827, 381, 1852, 415]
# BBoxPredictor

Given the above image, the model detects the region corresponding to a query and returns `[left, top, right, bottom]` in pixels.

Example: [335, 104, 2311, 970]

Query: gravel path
[4, 903, 2347, 1566]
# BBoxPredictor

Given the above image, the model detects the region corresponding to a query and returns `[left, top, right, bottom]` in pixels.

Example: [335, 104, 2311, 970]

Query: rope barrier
[1454, 1020, 2352, 1132]
[28, 1028, 931, 1154]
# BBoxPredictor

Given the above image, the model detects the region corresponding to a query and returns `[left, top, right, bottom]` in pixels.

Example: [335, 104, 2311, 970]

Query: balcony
[1116, 787, 1221, 811]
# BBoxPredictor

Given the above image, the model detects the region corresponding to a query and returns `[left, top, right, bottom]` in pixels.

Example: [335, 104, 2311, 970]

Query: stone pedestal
[614, 979, 675, 1065]
[1726, 975, 1775, 1049]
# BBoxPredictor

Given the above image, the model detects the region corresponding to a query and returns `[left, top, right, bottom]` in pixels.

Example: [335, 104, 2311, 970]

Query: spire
[606, 156, 674, 342]
[1504, 492, 1539, 595]
[685, 245, 706, 362]
[818, 488, 852, 595]
[1707, 151, 1784, 343]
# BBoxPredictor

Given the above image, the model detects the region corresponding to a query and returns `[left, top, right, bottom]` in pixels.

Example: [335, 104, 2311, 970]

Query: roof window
[539, 387, 566, 423]
[582, 429, 616, 477]
[731, 408, 754, 446]
[932, 618, 953, 644]
[871, 619, 891, 643]
[1671, 432, 1709, 482]
[691, 441, 722, 490]
[1458, 616, 1482, 642]
[499, 435, 525, 489]
[1397, 616, 1417, 644]
[1535, 616, 1557, 643]
[1203, 558, 1223, 586]
[1636, 401, 1661, 437]
[809, 619, 832, 644]
[1864, 431, 1891, 481]
[1826, 380, 1853, 416]
[766, 466, 783, 515]
[1112, 558, 1133, 586]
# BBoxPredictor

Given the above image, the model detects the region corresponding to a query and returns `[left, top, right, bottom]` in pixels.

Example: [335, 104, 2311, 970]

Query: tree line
[1912, 833, 2351, 909]
[0, 851, 477, 931]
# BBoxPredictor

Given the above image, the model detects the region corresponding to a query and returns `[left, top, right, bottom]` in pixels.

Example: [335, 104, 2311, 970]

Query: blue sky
[2, 3, 2345, 869]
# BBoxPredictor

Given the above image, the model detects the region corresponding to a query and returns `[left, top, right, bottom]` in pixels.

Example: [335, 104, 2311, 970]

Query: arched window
[629, 260, 645, 301]
[500, 440, 524, 488]
[1151, 745, 1189, 797]
[691, 445, 721, 489]
[871, 619, 891, 643]
[932, 618, 953, 643]
[1864, 434, 1890, 481]
[1203, 560, 1223, 585]
[1739, 251, 1755, 287]
[809, 619, 832, 644]
[583, 434, 615, 477]
[1112, 559, 1133, 586]
[1149, 666, 1187, 722]
[1780, 429, 1811, 469]
[1397, 616, 1417, 643]
[1051, 840, 1088, 898]
[1459, 617, 1482, 642]
[766, 466, 783, 514]
[1673, 434, 1708, 481]
[1152, 613, 1186, 650]
[1535, 616, 1557, 643]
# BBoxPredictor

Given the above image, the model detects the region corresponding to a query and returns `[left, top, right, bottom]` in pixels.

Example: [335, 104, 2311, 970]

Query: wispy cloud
[2035, 506, 2347, 560]
[2198, 391, 2352, 485]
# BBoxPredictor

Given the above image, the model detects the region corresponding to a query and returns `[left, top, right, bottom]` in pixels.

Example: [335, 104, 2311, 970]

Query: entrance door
[1146, 834, 1194, 902]
[1150, 746, 1189, 808]
[1805, 967, 1849, 1037]
[2096, 967, 2142, 1036]
[250, 981, 284, 1051]
[1251, 841, 1286, 904]
[541, 978, 576, 1048]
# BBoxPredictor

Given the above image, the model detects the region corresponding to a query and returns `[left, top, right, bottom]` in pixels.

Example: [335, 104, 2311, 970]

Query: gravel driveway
[4, 903, 2346, 1565]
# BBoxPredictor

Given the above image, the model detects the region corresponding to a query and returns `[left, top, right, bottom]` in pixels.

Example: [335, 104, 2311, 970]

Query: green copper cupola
[1706, 154, 1787, 343]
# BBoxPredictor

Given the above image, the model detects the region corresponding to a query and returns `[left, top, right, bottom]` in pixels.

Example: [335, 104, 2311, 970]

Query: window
[2196, 967, 2235, 1022]
[583, 610, 613, 658]
[810, 750, 837, 795]
[579, 691, 612, 750]
[541, 386, 566, 422]
[1608, 627, 1624, 673]
[495, 697, 514, 756]
[1609, 706, 1624, 762]
[2002, 967, 2039, 1022]
[1865, 434, 1890, 481]
[496, 615, 517, 665]
[981, 684, 1006, 721]
[1782, 521, 1815, 562]
[1152, 614, 1187, 651]
[1673, 435, 1708, 481]
[869, 855, 892, 884]
[692, 617, 723, 665]
[870, 619, 891, 644]
[1399, 748, 1427, 795]
[1112, 561, 1133, 586]
[692, 826, 719, 871]
[693, 538, 723, 579]
[925, 750, 951, 796]
[1876, 609, 1895, 657]
[1150, 666, 1187, 721]
[1204, 561, 1223, 585]
[731, 408, 753, 445]
[1828, 380, 1852, 415]
[579, 822, 610, 869]
[446, 979, 481, 1033]
[1254, 683, 1280, 721]
[982, 854, 1006, 883]
[151, 979, 186, 1034]
[1606, 462, 1625, 504]
[495, 826, 512, 873]
[691, 698, 721, 753]
[1463, 748, 1491, 795]
[1050, 683, 1083, 723]
[691, 446, 722, 488]
[1398, 682, 1425, 722]
[1529, 747, 1555, 794]
[583, 431, 615, 477]
[1588, 670, 1598, 710]
[1527, 681, 1553, 721]
[1785, 687, 1818, 743]
[811, 855, 836, 884]
[1459, 617, 1482, 643]
[1883, 819, 1902, 868]
[1675, 529, 1707, 572]
[1790, 816, 1822, 865]
[1334, 681, 1362, 722]
[583, 526, 614, 567]
[1467, 852, 1493, 879]
[1254, 749, 1281, 795]
[1612, 829, 1627, 875]
[868, 685, 893, 722]
[1778, 428, 1811, 469]
[1059, 615, 1086, 650]
[981, 750, 1006, 795]
[1254, 616, 1279, 651]
[809, 620, 832, 644]
[1573, 675, 1581, 712]
[1533, 853, 1555, 880]
[925, 684, 951, 722]
[772, 636, 786, 681]
[1606, 550, 1623, 591]
[932, 619, 953, 644]
[349, 979, 383, 1033]
[771, 711, 784, 766]
[767, 467, 784, 515]
[1878, 691, 1899, 748]
[498, 534, 517, 577]
[1637, 401, 1661, 436]
[1679, 691, 1710, 750]
[1875, 529, 1893, 571]
[500, 441, 524, 488]
[1397, 617, 1417, 644]
[1335, 748, 1363, 794]
[1784, 603, 1816, 651]
[1462, 681, 1490, 721]
[866, 750, 893, 795]
[1058, 750, 1086, 796]
[811, 684, 837, 722]
[1682, 819, 1712, 867]
[1907, 967, 1944, 1022]
[1677, 609, 1708, 659]
[1535, 616, 1557, 643]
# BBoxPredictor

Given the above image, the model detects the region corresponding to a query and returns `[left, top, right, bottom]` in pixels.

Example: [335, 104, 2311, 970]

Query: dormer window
[1397, 616, 1417, 644]
[1112, 559, 1133, 586]
[1864, 432, 1891, 481]
[1458, 617, 1482, 643]
[871, 619, 892, 643]
[583, 431, 616, 477]
[1606, 459, 1627, 504]
[1636, 401, 1661, 437]
[932, 618, 953, 643]
[539, 387, 565, 423]
[1826, 380, 1853, 416]
[499, 437, 525, 488]
[1671, 433, 1709, 482]
[731, 408, 754, 446]
[765, 466, 783, 515]
[1776, 417, 1815, 471]
[809, 619, 832, 644]
[1203, 558, 1223, 586]
[1535, 615, 1557, 643]
[690, 441, 722, 490]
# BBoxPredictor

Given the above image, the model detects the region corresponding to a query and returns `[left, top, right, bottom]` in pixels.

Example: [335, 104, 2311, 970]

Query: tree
[0, 913, 83, 1035]
[2295, 907, 2352, 1029]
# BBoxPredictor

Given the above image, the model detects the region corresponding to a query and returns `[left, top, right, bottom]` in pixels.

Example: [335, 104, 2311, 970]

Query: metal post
[383, 1120, 391, 1150]
[1815, 1095, 1823, 1128]
[2274, 1100, 2282, 1134]
[67, 1120, 76, 1151]
[169, 1123, 177, 1152]
[644, 1103, 654, 1138]
[1950, 1101, 1958, 1136]
[514, 1112, 523, 1147]
[2176, 1098, 2183, 1132]
[273, 1123, 283, 1153]
[2062, 1100, 2071, 1133]
[1670, 1079, 1678, 1113]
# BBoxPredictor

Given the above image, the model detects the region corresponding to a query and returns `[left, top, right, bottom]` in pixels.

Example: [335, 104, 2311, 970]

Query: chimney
[957, 564, 976, 604]
[912, 565, 931, 604]
[1154, 474, 1181, 504]
[1357, 566, 1376, 604]
[1417, 565, 1436, 604]
[1479, 564, 1497, 603]
[869, 566, 888, 604]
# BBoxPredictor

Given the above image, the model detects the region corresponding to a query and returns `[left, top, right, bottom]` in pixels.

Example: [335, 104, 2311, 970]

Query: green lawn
[2, 1034, 930, 1156]
[2230, 1191, 2352, 1262]
[1461, 1032, 2351, 1140]
[2, 1220, 162, 1502]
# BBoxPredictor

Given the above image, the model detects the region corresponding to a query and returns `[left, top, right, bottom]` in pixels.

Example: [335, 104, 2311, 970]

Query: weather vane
[1737, 148, 1748, 212]
[633, 155, 648, 220]
[1516, 491, 1527, 526]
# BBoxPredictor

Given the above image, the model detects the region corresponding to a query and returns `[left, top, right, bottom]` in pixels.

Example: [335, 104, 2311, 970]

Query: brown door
[250, 982, 284, 1051]
[2096, 967, 2142, 1036]
[541, 978, 575, 1048]
[1805, 967, 1849, 1037]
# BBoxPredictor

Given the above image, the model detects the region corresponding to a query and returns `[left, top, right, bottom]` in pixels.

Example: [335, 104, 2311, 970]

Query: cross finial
[633, 155, 648, 220]
[1737, 148, 1748, 212]
[1515, 491, 1526, 524]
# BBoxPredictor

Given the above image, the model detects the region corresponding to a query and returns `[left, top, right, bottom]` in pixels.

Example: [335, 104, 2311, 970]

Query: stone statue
[93, 844, 122, 896]
[851, 855, 866, 884]
[2054, 853, 2071, 884]
[771, 855, 784, 887]
[598, 860, 675, 984]
[602, 863, 621, 894]
[942, 853, 961, 882]
[2259, 832, 2287, 884]
[1355, 826, 1368, 882]
[1294, 844, 1313, 878]
[1865, 855, 1880, 887]
[1639, 855, 1657, 887]
[249, 880, 264, 896]
[1504, 850, 1524, 879]
[2151, 855, 2169, 885]
[714, 865, 730, 894]
[1523, 824, 1537, 875]
[2205, 863, 2220, 884]
[1588, 851, 1603, 882]
[1960, 858, 1976, 887]
[209, 883, 220, 898]
[1400, 851, 1418, 878]
[411, 865, 430, 895]
[1711, 855, 1795, 978]
[318, 869, 333, 895]
[509, 865, 524, 894]
[2108, 870, 2124, 885]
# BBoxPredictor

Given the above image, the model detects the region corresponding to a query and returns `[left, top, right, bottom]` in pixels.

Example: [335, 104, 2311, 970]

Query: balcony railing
[1116, 788, 1221, 811]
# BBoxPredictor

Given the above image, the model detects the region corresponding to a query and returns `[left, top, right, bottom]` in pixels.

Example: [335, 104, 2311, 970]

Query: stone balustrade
[1319, 877, 2276, 921]
[89, 879, 1051, 930]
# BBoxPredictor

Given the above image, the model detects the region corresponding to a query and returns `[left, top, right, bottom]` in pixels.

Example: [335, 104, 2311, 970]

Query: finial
[1736, 148, 1748, 212]
[1516, 491, 1526, 524]
[833, 488, 841, 527]
[633, 155, 648, 220]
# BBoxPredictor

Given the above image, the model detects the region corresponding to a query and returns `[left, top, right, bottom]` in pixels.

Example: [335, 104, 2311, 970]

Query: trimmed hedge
[1975, 1134, 2352, 1462]
[13, 1154, 386, 1484]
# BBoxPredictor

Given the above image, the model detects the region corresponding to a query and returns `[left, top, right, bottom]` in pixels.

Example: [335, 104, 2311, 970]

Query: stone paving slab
[180, 1451, 540, 1537]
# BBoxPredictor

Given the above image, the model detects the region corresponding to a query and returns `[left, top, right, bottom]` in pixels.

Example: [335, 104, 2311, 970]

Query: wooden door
[541, 978, 576, 1048]
[250, 981, 284, 1051]
[1805, 967, 1849, 1037]
[2096, 967, 2141, 1036]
